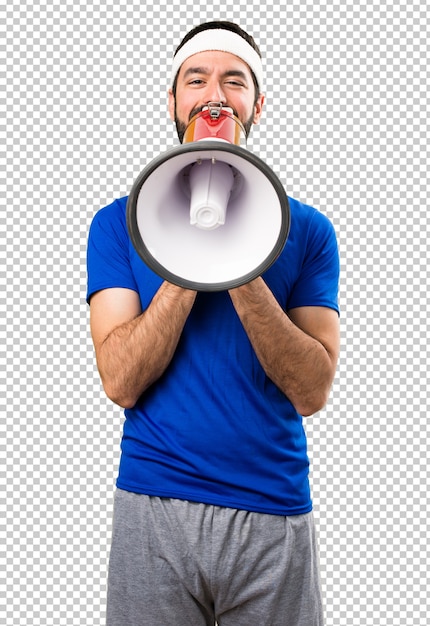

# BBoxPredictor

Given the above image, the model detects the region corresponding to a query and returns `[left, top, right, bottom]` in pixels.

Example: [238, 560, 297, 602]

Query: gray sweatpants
[106, 489, 324, 626]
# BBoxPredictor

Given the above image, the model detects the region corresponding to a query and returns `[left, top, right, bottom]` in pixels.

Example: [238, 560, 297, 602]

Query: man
[87, 21, 340, 626]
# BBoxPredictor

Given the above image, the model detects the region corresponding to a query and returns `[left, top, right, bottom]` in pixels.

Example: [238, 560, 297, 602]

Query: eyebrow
[182, 67, 249, 82]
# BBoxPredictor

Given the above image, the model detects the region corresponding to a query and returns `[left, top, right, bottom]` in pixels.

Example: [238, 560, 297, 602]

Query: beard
[174, 104, 255, 144]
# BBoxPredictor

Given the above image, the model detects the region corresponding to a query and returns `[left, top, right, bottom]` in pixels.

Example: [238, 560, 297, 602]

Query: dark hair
[171, 21, 261, 101]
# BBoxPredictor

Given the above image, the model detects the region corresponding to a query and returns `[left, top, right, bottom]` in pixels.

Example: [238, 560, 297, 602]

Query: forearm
[229, 278, 337, 416]
[97, 283, 197, 408]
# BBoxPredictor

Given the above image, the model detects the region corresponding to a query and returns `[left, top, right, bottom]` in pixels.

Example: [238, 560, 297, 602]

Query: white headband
[170, 29, 264, 92]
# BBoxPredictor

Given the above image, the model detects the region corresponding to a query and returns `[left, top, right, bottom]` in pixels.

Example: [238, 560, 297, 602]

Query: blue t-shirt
[87, 195, 339, 515]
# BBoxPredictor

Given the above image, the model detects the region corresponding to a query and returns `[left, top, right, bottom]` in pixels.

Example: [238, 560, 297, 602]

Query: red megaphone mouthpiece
[183, 103, 246, 145]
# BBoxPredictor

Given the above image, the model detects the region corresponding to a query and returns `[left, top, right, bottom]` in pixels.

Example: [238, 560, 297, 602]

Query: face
[169, 50, 265, 143]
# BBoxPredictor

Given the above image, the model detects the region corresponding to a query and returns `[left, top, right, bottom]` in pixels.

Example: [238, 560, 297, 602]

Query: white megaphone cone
[126, 103, 290, 291]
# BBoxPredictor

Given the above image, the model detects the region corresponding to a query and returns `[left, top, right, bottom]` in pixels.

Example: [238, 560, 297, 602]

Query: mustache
[188, 104, 239, 121]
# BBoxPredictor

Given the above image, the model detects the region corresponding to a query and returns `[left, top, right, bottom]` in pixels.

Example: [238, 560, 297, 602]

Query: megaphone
[126, 103, 290, 291]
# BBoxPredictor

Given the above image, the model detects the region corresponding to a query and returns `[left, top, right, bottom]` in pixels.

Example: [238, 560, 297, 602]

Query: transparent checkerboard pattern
[2, 0, 428, 624]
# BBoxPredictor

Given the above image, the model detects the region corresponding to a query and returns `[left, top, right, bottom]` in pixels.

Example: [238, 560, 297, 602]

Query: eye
[188, 78, 205, 86]
[225, 79, 246, 88]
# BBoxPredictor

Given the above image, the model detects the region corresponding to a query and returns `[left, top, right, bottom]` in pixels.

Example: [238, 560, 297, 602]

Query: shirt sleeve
[86, 197, 138, 303]
[287, 209, 340, 313]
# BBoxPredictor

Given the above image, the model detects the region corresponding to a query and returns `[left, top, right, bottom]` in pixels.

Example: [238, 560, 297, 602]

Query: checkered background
[2, 0, 428, 624]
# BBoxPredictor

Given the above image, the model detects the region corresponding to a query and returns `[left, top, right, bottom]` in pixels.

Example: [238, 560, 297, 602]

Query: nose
[204, 79, 226, 105]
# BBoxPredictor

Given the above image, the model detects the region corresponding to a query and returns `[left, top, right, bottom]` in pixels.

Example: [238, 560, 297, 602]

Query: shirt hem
[115, 479, 313, 517]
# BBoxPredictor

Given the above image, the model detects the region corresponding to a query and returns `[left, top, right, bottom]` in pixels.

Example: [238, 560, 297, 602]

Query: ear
[168, 89, 175, 122]
[253, 93, 265, 124]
